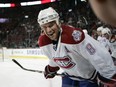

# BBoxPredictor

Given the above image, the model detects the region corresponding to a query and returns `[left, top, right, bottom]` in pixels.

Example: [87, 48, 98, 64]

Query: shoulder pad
[61, 25, 85, 44]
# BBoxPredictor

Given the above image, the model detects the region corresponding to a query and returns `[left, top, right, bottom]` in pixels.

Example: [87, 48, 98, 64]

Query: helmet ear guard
[37, 7, 60, 26]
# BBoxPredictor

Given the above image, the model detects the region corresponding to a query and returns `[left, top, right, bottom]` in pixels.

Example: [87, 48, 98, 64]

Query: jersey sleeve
[61, 25, 85, 44]
[77, 34, 116, 79]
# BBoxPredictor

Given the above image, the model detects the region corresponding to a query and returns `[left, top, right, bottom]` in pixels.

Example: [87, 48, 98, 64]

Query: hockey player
[100, 28, 112, 54]
[96, 26, 103, 42]
[37, 7, 116, 87]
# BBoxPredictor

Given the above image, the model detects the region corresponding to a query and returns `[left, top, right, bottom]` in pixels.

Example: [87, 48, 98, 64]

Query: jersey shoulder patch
[61, 25, 85, 44]
[38, 34, 52, 47]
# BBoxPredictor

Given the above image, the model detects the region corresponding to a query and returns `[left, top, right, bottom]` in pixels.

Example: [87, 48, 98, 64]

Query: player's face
[103, 33, 110, 39]
[97, 31, 102, 36]
[41, 21, 60, 41]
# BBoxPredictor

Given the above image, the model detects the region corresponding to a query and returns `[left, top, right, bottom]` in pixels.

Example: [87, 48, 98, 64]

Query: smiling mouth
[48, 31, 54, 36]
[48, 33, 53, 38]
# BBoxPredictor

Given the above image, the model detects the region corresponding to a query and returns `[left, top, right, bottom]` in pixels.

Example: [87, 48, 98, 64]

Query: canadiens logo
[72, 30, 82, 42]
[54, 56, 75, 69]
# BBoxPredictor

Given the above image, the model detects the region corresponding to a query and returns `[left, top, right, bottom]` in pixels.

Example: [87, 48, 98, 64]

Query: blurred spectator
[99, 28, 113, 54]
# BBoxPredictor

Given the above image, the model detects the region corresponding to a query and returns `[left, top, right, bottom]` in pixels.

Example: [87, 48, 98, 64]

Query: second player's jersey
[99, 36, 112, 53]
[38, 25, 116, 80]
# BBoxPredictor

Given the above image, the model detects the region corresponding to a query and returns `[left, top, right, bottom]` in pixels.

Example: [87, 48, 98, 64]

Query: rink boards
[0, 48, 48, 60]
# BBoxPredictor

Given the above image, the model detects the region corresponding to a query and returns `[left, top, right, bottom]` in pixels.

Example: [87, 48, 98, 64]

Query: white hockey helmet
[101, 28, 111, 35]
[97, 26, 103, 32]
[37, 7, 59, 26]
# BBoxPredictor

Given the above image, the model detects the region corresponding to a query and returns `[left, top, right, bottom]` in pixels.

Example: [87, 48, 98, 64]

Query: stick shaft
[12, 59, 93, 82]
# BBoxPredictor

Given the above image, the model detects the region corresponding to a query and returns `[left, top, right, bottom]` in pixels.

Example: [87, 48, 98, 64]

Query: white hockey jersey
[98, 36, 112, 53]
[38, 25, 116, 80]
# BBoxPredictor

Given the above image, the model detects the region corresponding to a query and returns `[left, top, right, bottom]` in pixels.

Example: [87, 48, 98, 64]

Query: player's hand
[99, 74, 116, 87]
[102, 82, 116, 87]
[44, 65, 59, 79]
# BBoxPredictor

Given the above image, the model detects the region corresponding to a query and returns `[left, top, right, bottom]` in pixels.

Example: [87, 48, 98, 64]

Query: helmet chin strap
[53, 29, 61, 41]
[52, 31, 60, 46]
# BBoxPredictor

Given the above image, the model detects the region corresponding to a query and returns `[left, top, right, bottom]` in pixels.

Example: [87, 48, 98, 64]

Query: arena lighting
[0, 3, 11, 7]
[21, 1, 41, 6]
[0, 18, 9, 23]
[81, 0, 86, 2]
[24, 15, 29, 18]
[0, 0, 56, 8]
[21, 0, 56, 6]
[68, 9, 72, 12]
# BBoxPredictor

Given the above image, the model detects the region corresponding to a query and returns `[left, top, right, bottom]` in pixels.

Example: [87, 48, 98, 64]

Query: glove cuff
[47, 65, 60, 72]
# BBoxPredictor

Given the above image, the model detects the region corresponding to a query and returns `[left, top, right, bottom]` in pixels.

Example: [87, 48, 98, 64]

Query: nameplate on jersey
[86, 43, 96, 55]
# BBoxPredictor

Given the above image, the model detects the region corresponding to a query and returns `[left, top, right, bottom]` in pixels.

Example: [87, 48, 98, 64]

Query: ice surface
[0, 58, 62, 87]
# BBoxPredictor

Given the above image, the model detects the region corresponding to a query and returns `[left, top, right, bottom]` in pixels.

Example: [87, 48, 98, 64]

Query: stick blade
[12, 59, 24, 69]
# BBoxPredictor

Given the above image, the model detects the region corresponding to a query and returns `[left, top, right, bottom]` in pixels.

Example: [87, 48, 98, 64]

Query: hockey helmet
[97, 26, 103, 32]
[101, 28, 111, 35]
[37, 7, 59, 26]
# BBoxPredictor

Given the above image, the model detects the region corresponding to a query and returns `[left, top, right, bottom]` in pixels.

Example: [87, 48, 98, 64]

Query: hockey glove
[98, 73, 116, 87]
[44, 65, 60, 79]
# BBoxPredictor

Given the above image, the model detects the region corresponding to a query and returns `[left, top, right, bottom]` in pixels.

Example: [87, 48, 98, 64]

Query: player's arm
[40, 46, 60, 79]
[78, 35, 116, 85]
[98, 73, 116, 86]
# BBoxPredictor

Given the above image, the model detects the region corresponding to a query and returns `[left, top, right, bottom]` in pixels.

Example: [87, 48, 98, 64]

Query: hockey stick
[12, 59, 44, 73]
[12, 59, 94, 82]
